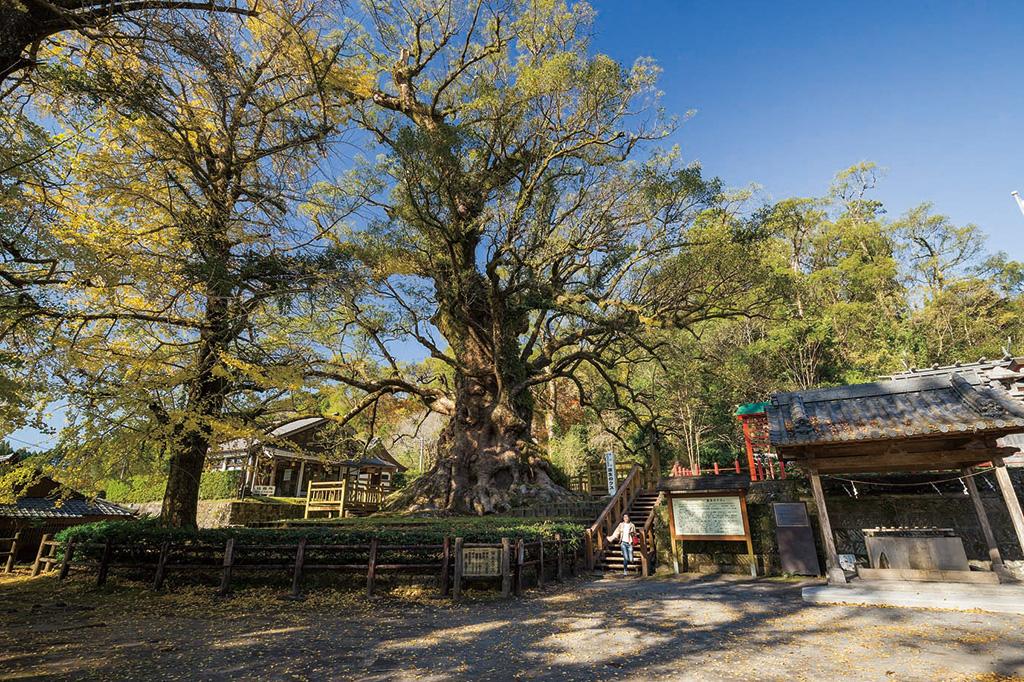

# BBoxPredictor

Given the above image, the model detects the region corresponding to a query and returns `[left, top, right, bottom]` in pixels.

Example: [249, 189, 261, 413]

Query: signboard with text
[251, 485, 275, 496]
[669, 493, 749, 541]
[604, 451, 617, 496]
[463, 547, 501, 577]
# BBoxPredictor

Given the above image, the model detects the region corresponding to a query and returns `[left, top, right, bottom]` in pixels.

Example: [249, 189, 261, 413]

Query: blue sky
[591, 0, 1024, 257]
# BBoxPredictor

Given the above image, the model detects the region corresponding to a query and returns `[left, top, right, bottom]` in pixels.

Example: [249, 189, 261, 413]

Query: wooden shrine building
[209, 417, 406, 500]
[766, 357, 1024, 584]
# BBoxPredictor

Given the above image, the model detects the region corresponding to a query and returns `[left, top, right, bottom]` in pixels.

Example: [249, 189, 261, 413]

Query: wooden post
[58, 538, 75, 581]
[515, 539, 525, 597]
[295, 460, 306, 497]
[670, 535, 680, 575]
[745, 535, 757, 578]
[809, 470, 846, 584]
[152, 541, 170, 590]
[340, 477, 350, 518]
[32, 534, 51, 577]
[96, 539, 113, 586]
[4, 531, 19, 573]
[554, 534, 564, 582]
[453, 537, 464, 600]
[994, 460, 1024, 556]
[537, 541, 545, 588]
[440, 537, 451, 596]
[219, 538, 235, 596]
[584, 529, 594, 571]
[962, 467, 1007, 576]
[500, 537, 511, 598]
[304, 485, 313, 519]
[290, 538, 307, 598]
[366, 538, 379, 598]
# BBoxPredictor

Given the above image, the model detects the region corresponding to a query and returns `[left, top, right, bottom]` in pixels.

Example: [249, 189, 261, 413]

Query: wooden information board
[671, 495, 747, 540]
[462, 547, 501, 577]
[666, 490, 756, 576]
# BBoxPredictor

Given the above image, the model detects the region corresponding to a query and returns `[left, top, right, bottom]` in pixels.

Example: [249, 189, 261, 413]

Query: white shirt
[609, 521, 636, 543]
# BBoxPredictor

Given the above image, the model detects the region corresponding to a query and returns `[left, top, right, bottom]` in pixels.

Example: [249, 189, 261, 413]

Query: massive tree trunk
[393, 364, 572, 514]
[390, 261, 572, 514]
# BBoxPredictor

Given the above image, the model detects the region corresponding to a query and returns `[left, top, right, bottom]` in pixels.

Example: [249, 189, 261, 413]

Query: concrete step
[802, 581, 1024, 615]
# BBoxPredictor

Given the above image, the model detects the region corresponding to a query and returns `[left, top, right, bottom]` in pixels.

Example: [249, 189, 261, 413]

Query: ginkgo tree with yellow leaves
[29, 0, 366, 528]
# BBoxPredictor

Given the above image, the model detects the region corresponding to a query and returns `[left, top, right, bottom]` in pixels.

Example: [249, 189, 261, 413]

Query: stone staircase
[596, 491, 661, 574]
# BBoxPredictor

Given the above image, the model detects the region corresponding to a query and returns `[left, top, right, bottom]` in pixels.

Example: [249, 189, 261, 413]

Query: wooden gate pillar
[962, 467, 1012, 581]
[808, 470, 846, 584]
[993, 459, 1024, 557]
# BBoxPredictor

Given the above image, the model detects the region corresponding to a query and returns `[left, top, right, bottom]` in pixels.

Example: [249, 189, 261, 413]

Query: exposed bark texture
[389, 226, 572, 513]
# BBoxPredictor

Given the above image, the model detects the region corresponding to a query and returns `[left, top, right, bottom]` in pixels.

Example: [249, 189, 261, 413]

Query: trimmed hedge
[102, 470, 242, 504]
[56, 515, 586, 552]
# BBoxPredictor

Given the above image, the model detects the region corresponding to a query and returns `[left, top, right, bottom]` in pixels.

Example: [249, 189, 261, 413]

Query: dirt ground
[1, 571, 1023, 681]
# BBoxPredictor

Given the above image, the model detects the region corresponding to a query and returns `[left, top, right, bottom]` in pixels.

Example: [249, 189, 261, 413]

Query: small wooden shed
[767, 365, 1024, 584]
[0, 476, 135, 561]
[209, 417, 407, 498]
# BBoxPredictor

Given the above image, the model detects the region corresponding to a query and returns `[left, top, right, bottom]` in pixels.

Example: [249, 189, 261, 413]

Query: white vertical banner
[604, 451, 617, 496]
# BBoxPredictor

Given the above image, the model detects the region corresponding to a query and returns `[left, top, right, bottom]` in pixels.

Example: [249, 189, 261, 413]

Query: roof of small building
[269, 416, 326, 438]
[0, 496, 135, 519]
[734, 402, 770, 416]
[767, 371, 1024, 449]
[212, 416, 407, 471]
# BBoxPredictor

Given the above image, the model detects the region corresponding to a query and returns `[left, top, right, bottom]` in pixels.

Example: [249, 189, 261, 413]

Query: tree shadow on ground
[2, 573, 1024, 681]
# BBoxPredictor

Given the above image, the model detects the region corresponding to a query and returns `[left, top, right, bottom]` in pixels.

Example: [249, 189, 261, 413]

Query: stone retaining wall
[129, 499, 306, 528]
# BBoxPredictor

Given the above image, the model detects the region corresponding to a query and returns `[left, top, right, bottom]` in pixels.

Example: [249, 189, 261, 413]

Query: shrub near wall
[103, 470, 242, 504]
[57, 516, 585, 553]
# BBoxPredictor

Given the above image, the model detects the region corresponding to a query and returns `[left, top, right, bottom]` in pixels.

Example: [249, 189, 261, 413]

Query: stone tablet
[773, 502, 821, 576]
[773, 502, 810, 527]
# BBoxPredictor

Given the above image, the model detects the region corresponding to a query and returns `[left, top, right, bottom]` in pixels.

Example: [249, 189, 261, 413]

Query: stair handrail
[585, 463, 642, 570]
[637, 492, 662, 576]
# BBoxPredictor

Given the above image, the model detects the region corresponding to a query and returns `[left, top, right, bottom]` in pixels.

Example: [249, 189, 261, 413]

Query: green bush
[57, 515, 586, 553]
[102, 470, 242, 504]
[199, 470, 242, 500]
[102, 474, 166, 504]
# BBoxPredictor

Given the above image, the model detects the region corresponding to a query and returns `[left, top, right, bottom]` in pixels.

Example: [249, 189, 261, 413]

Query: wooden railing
[636, 493, 662, 577]
[1, 531, 20, 573]
[584, 464, 643, 570]
[304, 479, 387, 519]
[41, 534, 582, 600]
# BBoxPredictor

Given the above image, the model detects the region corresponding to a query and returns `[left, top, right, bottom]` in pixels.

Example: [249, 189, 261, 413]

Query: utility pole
[1013, 191, 1024, 218]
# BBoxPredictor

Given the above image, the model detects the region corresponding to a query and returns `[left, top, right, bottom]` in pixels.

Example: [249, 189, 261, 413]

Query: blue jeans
[621, 541, 634, 572]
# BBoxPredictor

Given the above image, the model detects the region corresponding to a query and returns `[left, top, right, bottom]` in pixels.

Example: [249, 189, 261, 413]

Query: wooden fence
[29, 534, 582, 600]
[1, 531, 19, 574]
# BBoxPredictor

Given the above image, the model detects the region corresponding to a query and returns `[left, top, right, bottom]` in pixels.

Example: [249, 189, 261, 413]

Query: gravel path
[2, 573, 1022, 681]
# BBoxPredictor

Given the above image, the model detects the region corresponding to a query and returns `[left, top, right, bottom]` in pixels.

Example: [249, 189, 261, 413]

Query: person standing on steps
[606, 514, 637, 575]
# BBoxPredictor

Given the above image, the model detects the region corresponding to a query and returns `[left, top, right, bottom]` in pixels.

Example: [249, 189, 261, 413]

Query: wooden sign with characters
[663, 484, 757, 577]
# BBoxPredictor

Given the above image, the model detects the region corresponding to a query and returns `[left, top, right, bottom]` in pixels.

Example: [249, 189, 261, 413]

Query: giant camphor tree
[19, 0, 362, 527]
[307, 0, 768, 514]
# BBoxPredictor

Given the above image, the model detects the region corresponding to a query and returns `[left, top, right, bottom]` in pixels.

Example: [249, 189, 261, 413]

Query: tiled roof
[269, 416, 326, 437]
[767, 372, 1024, 449]
[0, 497, 135, 519]
[887, 356, 1024, 401]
